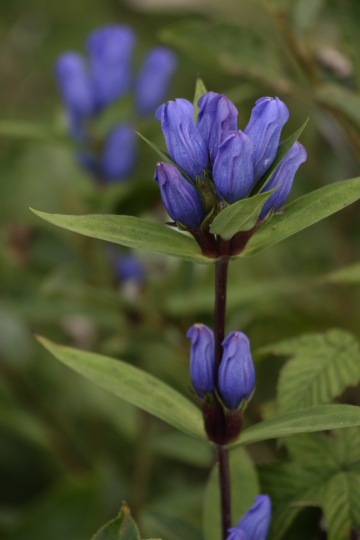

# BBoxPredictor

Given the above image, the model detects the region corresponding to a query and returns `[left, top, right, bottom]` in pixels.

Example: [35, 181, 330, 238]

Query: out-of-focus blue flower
[259, 141, 307, 219]
[101, 124, 137, 181]
[55, 53, 94, 139]
[156, 99, 209, 179]
[136, 47, 177, 117]
[218, 332, 256, 410]
[187, 324, 215, 397]
[227, 495, 271, 540]
[244, 97, 289, 182]
[86, 25, 136, 110]
[198, 92, 238, 162]
[154, 163, 205, 228]
[212, 132, 255, 204]
[114, 254, 146, 284]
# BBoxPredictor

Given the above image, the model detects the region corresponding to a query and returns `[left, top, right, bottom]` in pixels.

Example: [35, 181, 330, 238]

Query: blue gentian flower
[227, 495, 271, 540]
[259, 141, 307, 219]
[187, 324, 216, 398]
[101, 124, 137, 181]
[136, 47, 177, 117]
[154, 163, 205, 228]
[218, 332, 256, 410]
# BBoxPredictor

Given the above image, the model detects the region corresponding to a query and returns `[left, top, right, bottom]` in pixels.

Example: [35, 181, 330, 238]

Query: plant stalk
[214, 255, 232, 539]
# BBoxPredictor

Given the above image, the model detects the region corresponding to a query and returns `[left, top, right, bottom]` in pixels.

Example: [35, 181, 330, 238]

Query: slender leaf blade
[210, 189, 277, 239]
[241, 176, 360, 257]
[31, 210, 213, 264]
[229, 405, 360, 448]
[193, 76, 208, 120]
[36, 335, 206, 441]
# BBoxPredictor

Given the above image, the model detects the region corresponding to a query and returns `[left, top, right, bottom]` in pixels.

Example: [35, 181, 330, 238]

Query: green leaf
[252, 119, 308, 194]
[229, 405, 360, 448]
[30, 210, 213, 265]
[209, 189, 277, 240]
[203, 448, 259, 540]
[263, 329, 360, 413]
[92, 505, 140, 540]
[141, 511, 201, 540]
[0, 120, 68, 144]
[136, 132, 173, 165]
[193, 76, 208, 120]
[241, 176, 360, 257]
[36, 335, 206, 441]
[261, 429, 360, 540]
[325, 262, 360, 284]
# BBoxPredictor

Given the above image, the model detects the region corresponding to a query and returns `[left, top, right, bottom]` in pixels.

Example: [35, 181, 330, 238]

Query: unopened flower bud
[245, 97, 289, 181]
[136, 47, 177, 117]
[259, 141, 307, 219]
[198, 92, 239, 162]
[154, 163, 205, 228]
[156, 99, 209, 179]
[187, 324, 215, 397]
[101, 124, 137, 181]
[87, 25, 136, 109]
[55, 53, 94, 139]
[227, 495, 272, 540]
[212, 132, 255, 203]
[218, 332, 256, 410]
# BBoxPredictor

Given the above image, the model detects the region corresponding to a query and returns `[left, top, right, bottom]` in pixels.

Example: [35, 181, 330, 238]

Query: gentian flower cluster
[55, 25, 177, 184]
[187, 325, 255, 411]
[154, 93, 307, 251]
[227, 495, 272, 540]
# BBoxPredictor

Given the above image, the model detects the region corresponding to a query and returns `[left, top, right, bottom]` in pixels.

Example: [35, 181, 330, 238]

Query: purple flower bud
[101, 124, 137, 181]
[198, 92, 239, 162]
[136, 47, 177, 117]
[259, 141, 307, 219]
[187, 324, 215, 397]
[55, 53, 94, 118]
[156, 99, 209, 179]
[212, 132, 255, 203]
[87, 25, 136, 109]
[244, 97, 289, 181]
[218, 332, 256, 410]
[154, 163, 205, 228]
[227, 495, 272, 540]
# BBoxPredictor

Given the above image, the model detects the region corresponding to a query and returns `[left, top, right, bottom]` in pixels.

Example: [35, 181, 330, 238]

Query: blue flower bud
[212, 132, 255, 204]
[55, 53, 94, 117]
[187, 324, 215, 397]
[244, 97, 289, 181]
[227, 495, 272, 540]
[101, 124, 137, 181]
[198, 92, 238, 162]
[154, 163, 205, 228]
[259, 141, 307, 219]
[136, 47, 177, 117]
[87, 25, 136, 109]
[156, 99, 209, 179]
[218, 332, 256, 410]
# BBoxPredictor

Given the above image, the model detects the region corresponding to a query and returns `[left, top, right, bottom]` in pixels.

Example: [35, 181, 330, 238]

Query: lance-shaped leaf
[193, 76, 208, 120]
[36, 335, 206, 441]
[240, 176, 360, 257]
[228, 404, 360, 448]
[31, 210, 213, 264]
[209, 188, 277, 239]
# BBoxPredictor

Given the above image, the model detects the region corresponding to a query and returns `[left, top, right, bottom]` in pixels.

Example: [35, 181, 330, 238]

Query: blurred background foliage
[1, 0, 360, 539]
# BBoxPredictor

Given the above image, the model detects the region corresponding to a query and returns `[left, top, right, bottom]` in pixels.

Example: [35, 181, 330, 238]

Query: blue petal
[187, 324, 215, 397]
[101, 124, 137, 181]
